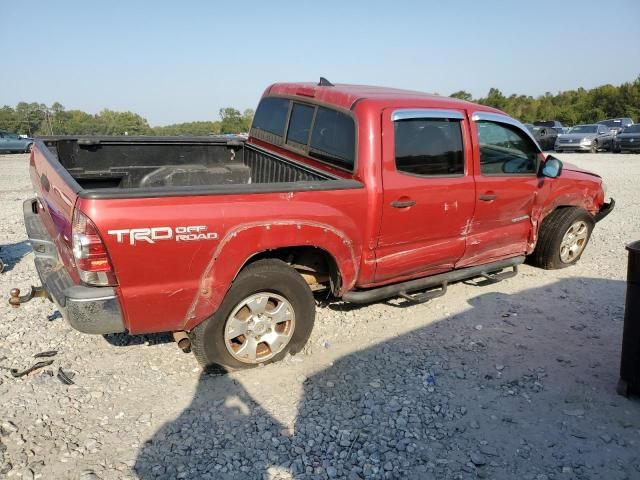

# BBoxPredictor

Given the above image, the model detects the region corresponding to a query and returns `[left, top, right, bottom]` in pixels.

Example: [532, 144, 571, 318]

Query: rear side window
[309, 107, 355, 170]
[394, 119, 464, 176]
[286, 103, 314, 146]
[251, 97, 290, 137]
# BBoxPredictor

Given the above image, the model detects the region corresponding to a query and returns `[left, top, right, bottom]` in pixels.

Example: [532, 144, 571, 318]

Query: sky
[1, 0, 639, 126]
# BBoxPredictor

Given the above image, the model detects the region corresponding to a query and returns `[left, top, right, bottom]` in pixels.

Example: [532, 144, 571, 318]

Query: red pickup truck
[17, 79, 614, 370]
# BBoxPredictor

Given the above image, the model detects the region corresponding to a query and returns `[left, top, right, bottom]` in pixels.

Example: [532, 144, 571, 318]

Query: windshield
[598, 120, 622, 127]
[624, 124, 640, 133]
[569, 125, 597, 134]
[534, 121, 557, 127]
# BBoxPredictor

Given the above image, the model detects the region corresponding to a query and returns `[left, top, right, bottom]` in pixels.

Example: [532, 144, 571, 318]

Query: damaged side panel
[184, 221, 360, 330]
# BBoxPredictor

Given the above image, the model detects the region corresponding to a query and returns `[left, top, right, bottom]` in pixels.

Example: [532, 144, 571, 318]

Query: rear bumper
[594, 198, 615, 223]
[23, 198, 125, 334]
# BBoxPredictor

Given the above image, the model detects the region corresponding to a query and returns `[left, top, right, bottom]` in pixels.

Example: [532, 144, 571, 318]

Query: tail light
[71, 209, 117, 286]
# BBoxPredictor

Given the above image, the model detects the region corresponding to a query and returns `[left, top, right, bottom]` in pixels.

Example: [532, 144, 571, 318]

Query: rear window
[251, 98, 357, 171]
[286, 103, 315, 146]
[309, 107, 355, 170]
[251, 97, 290, 137]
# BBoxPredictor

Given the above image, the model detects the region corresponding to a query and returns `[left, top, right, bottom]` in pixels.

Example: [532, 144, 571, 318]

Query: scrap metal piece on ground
[34, 350, 58, 358]
[57, 367, 75, 385]
[8, 360, 54, 378]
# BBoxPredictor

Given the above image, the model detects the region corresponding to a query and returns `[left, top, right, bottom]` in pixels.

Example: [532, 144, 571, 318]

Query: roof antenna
[318, 77, 334, 87]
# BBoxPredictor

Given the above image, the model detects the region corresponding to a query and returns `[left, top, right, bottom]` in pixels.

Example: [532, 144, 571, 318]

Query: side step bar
[342, 256, 525, 304]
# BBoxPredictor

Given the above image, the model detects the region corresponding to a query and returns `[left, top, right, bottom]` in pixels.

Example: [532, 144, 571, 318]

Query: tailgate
[29, 141, 81, 273]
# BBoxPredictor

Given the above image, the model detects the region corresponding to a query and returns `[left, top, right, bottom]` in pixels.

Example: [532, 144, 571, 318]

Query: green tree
[219, 107, 244, 134]
[0, 106, 19, 132]
[152, 121, 221, 136]
[449, 91, 473, 101]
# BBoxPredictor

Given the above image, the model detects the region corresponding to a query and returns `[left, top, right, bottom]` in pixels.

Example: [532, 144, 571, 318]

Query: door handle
[479, 194, 497, 201]
[391, 199, 416, 208]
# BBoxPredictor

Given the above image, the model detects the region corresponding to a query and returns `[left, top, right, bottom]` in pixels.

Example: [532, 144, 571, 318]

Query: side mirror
[542, 156, 563, 178]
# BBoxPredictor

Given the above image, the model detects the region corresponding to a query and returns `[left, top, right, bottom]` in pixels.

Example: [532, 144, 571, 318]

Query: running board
[399, 282, 447, 304]
[342, 256, 525, 304]
[480, 265, 518, 283]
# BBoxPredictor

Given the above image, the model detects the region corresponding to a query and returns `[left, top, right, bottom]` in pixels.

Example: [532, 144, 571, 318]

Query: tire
[189, 258, 315, 370]
[590, 141, 598, 154]
[529, 208, 595, 269]
[25, 143, 33, 153]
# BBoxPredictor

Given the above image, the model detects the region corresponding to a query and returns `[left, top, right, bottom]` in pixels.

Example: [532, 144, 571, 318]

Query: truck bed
[38, 136, 352, 199]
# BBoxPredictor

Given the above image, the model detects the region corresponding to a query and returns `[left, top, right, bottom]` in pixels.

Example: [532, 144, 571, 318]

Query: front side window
[394, 118, 464, 176]
[286, 103, 314, 146]
[477, 121, 539, 175]
[251, 97, 290, 137]
[309, 107, 355, 170]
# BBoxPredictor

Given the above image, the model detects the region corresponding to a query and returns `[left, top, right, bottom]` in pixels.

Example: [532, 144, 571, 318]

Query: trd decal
[108, 226, 218, 246]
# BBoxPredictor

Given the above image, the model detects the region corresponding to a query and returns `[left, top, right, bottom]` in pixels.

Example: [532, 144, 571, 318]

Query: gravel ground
[1, 152, 640, 480]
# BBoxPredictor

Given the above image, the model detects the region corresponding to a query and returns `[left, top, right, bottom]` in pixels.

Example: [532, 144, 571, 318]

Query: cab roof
[266, 82, 502, 114]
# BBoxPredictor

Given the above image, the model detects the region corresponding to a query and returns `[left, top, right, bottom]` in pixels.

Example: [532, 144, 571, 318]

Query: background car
[525, 123, 558, 151]
[533, 120, 567, 134]
[613, 123, 640, 153]
[0, 130, 33, 153]
[554, 124, 614, 153]
[598, 118, 634, 135]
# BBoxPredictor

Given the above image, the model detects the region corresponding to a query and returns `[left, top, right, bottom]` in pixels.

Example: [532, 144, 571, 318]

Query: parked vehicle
[0, 130, 33, 153]
[598, 118, 634, 135]
[16, 80, 614, 370]
[554, 124, 615, 153]
[525, 123, 558, 151]
[613, 124, 640, 153]
[534, 120, 567, 134]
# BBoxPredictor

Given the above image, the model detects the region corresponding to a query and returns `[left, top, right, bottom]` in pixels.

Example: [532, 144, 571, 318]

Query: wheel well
[240, 246, 341, 293]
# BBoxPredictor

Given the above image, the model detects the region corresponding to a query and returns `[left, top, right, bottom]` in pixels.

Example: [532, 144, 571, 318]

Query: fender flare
[183, 220, 360, 329]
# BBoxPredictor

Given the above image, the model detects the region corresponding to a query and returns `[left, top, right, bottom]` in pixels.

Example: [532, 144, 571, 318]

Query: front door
[458, 113, 544, 267]
[374, 108, 476, 283]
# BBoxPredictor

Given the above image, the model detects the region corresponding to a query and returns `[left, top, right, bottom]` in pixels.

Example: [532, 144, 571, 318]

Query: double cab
[19, 79, 614, 369]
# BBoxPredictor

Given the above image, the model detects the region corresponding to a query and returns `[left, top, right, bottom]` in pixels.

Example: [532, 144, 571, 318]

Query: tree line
[1, 76, 638, 136]
[450, 75, 640, 125]
[0, 103, 254, 137]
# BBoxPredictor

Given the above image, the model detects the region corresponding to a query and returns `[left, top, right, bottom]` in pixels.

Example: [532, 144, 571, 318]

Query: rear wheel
[190, 259, 315, 370]
[25, 143, 33, 153]
[529, 208, 594, 269]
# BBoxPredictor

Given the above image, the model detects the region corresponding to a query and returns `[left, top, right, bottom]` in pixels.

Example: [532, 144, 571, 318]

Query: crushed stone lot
[1, 152, 640, 480]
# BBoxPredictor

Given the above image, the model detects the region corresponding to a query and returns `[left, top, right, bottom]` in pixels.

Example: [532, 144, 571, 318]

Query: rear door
[374, 108, 475, 283]
[458, 112, 543, 267]
[6, 133, 21, 150]
[597, 124, 614, 148]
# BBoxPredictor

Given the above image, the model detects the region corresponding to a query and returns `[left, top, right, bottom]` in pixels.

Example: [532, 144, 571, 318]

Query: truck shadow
[0, 240, 31, 272]
[134, 277, 640, 479]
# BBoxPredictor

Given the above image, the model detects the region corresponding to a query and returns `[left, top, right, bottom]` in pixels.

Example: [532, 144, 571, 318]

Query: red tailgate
[29, 142, 81, 279]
